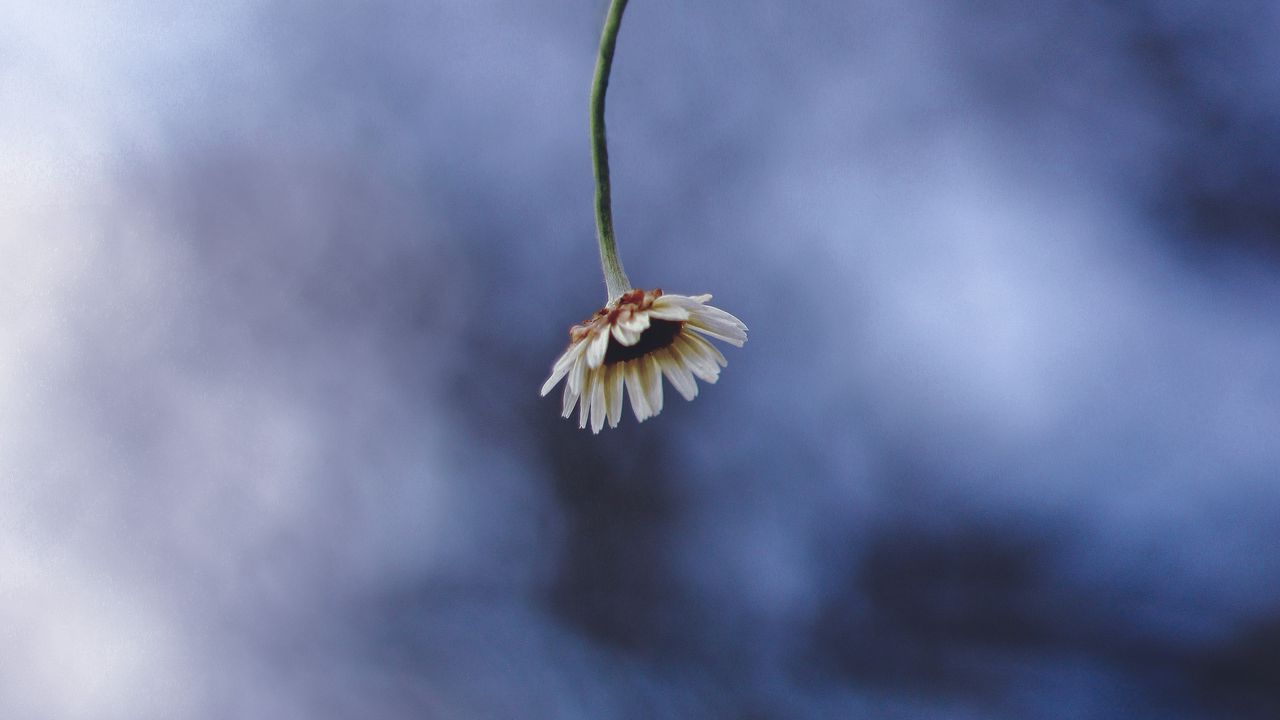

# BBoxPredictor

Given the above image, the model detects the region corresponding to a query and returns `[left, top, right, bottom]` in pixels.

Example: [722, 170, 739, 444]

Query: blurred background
[4, 1, 1280, 718]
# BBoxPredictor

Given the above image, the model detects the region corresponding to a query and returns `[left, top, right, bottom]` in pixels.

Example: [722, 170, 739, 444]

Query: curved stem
[591, 0, 632, 303]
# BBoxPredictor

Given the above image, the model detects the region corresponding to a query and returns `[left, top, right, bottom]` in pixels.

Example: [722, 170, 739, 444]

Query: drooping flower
[541, 288, 747, 433]
[543, 4, 748, 431]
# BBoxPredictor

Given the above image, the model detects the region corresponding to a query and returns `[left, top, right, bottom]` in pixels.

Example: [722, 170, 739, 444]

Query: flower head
[540, 288, 747, 433]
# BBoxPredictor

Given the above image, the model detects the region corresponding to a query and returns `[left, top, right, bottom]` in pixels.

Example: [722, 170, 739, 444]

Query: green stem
[591, 0, 632, 303]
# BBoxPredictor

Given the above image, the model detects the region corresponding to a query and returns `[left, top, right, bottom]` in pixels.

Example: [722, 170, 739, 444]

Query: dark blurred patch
[811, 519, 1060, 696]
[1191, 614, 1280, 719]
[948, 0, 1280, 265]
[543, 426, 682, 653]
[1124, 7, 1280, 265]
[804, 509, 1280, 719]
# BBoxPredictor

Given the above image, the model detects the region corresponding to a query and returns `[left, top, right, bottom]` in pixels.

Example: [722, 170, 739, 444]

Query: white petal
[686, 306, 747, 347]
[590, 368, 606, 434]
[666, 293, 713, 305]
[586, 326, 610, 369]
[673, 335, 720, 383]
[578, 367, 596, 429]
[598, 364, 611, 427]
[561, 365, 581, 418]
[624, 360, 651, 422]
[611, 310, 650, 346]
[658, 294, 745, 341]
[687, 323, 746, 347]
[541, 341, 586, 396]
[643, 353, 664, 417]
[684, 331, 728, 368]
[657, 348, 698, 401]
[651, 294, 707, 312]
[567, 352, 586, 394]
[690, 302, 745, 327]
[646, 307, 689, 322]
[647, 297, 691, 321]
[611, 322, 636, 346]
[606, 364, 624, 428]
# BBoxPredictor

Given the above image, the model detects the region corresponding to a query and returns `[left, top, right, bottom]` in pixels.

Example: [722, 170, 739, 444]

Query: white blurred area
[4, 7, 229, 715]
[0, 4, 544, 717]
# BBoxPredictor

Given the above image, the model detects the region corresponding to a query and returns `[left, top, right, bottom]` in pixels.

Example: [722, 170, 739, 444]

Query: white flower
[540, 288, 747, 433]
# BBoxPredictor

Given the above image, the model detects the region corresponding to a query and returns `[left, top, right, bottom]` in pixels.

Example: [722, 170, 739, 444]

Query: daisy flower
[544, 1, 748, 431]
[541, 288, 747, 433]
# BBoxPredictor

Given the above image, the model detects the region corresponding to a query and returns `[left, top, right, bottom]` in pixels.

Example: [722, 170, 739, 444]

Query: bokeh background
[4, 1, 1280, 718]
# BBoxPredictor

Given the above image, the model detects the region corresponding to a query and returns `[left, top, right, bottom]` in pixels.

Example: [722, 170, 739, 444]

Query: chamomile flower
[541, 288, 747, 433]
[544, 1, 748, 431]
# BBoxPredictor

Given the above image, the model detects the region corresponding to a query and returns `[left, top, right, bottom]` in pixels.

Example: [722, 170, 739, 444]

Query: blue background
[3, 2, 1279, 718]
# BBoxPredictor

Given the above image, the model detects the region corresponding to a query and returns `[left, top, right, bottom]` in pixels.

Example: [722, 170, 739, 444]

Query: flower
[540, 288, 747, 432]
